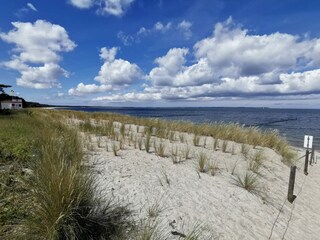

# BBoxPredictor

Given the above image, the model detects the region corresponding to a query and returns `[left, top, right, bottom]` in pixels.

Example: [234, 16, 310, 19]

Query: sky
[1, 0, 320, 108]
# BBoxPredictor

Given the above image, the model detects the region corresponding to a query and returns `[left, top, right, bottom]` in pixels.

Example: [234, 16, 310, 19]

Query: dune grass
[232, 171, 260, 193]
[0, 110, 133, 239]
[154, 142, 166, 157]
[197, 152, 208, 173]
[1, 108, 297, 239]
[58, 109, 294, 162]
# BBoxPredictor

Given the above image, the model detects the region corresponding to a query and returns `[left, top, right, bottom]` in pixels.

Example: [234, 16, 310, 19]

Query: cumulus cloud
[0, 20, 76, 89]
[68, 83, 113, 96]
[194, 17, 317, 80]
[95, 47, 142, 86]
[17, 63, 68, 89]
[69, 0, 134, 17]
[95, 18, 320, 103]
[147, 17, 320, 91]
[177, 20, 192, 40]
[148, 48, 214, 86]
[68, 47, 143, 95]
[277, 69, 320, 94]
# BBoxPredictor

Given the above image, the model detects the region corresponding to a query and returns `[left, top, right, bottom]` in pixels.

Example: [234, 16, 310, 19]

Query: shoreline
[49, 107, 319, 150]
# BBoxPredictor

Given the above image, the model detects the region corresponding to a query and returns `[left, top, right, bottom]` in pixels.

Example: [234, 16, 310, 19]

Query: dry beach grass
[2, 109, 318, 239]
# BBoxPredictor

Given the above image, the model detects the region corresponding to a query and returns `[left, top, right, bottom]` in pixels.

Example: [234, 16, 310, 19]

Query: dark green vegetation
[0, 110, 132, 240]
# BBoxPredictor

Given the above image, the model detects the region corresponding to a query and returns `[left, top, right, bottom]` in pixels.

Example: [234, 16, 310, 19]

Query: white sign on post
[304, 135, 313, 149]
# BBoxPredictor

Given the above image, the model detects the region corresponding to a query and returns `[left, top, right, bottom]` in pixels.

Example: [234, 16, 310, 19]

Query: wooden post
[287, 166, 297, 203]
[304, 150, 309, 175]
[311, 146, 315, 164]
[310, 147, 314, 165]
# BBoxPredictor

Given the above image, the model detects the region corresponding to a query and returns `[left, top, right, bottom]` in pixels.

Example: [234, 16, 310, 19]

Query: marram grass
[1, 110, 133, 239]
[53, 109, 295, 163]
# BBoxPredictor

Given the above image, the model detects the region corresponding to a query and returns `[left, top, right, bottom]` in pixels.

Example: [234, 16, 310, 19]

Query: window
[19, 104, 21, 107]
[12, 104, 15, 107]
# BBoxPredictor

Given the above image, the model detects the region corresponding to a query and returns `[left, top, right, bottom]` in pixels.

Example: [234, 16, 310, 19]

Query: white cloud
[144, 17, 320, 98]
[0, 20, 76, 89]
[15, 3, 38, 18]
[98, 0, 134, 17]
[193, 17, 318, 80]
[27, 3, 37, 11]
[94, 47, 142, 86]
[93, 92, 161, 102]
[153, 22, 172, 33]
[117, 31, 135, 46]
[118, 21, 174, 45]
[148, 48, 214, 86]
[69, 0, 94, 9]
[277, 69, 320, 94]
[99, 47, 118, 62]
[68, 83, 113, 96]
[17, 63, 68, 89]
[68, 47, 143, 96]
[149, 48, 193, 86]
[69, 0, 135, 17]
[75, 17, 320, 103]
[177, 20, 192, 40]
[137, 27, 147, 35]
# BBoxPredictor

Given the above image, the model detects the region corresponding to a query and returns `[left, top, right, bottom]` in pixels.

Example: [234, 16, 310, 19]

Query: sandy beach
[77, 120, 319, 239]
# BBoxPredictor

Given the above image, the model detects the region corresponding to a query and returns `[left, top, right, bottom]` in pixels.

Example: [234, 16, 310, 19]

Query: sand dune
[80, 122, 318, 239]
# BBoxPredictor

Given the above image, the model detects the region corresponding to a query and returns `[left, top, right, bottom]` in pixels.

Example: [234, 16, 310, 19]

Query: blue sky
[1, 0, 320, 108]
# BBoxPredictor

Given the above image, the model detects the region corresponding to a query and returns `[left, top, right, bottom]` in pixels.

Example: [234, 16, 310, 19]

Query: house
[0, 98, 23, 109]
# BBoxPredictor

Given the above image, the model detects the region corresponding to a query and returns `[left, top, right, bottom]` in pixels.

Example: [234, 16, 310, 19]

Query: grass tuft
[154, 142, 166, 157]
[232, 171, 260, 193]
[197, 152, 208, 173]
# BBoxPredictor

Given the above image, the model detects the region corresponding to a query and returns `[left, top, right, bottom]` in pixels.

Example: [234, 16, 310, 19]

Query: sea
[58, 106, 320, 149]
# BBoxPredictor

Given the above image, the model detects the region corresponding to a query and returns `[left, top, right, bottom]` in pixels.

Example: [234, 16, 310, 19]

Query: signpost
[304, 135, 313, 149]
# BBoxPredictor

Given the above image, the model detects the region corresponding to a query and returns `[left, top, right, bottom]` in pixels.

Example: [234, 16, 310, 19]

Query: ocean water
[59, 106, 320, 149]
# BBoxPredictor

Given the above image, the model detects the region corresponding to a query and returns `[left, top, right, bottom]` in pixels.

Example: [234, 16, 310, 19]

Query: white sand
[80, 123, 319, 239]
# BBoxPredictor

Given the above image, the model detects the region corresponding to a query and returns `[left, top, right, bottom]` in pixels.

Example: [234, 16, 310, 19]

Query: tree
[0, 84, 12, 94]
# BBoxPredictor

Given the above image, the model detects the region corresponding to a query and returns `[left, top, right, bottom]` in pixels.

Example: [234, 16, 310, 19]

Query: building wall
[1, 102, 12, 109]
[1, 101, 23, 109]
